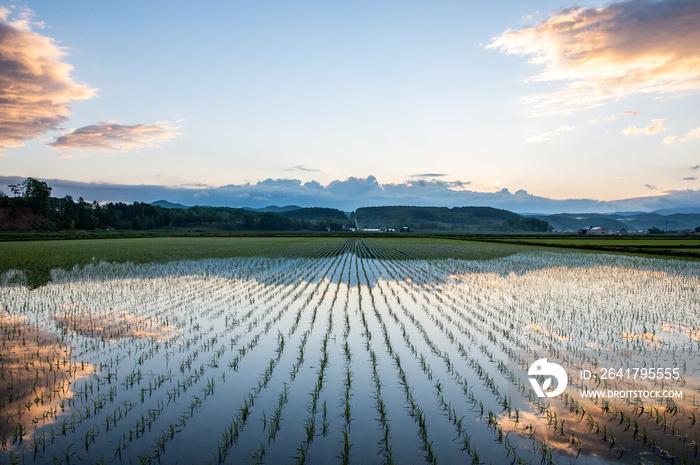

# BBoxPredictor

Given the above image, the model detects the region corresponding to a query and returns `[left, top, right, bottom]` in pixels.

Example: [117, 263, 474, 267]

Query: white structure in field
[579, 226, 627, 236]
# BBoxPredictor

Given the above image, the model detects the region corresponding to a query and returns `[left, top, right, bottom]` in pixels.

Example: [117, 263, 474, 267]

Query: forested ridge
[1, 178, 549, 232]
[1, 178, 351, 231]
[356, 205, 550, 232]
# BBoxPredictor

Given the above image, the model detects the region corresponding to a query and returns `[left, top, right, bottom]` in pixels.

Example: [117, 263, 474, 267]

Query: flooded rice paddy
[0, 239, 698, 464]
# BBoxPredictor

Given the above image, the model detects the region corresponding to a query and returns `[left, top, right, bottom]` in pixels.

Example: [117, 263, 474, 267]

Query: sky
[1, 0, 700, 212]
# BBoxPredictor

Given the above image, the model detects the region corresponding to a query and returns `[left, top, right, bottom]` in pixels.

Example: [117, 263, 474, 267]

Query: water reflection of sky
[0, 250, 698, 463]
[0, 314, 95, 446]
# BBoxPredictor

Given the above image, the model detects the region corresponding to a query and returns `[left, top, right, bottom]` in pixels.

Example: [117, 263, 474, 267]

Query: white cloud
[681, 126, 700, 142]
[526, 132, 553, 143]
[527, 125, 574, 142]
[622, 119, 666, 136]
[589, 111, 639, 125]
[663, 135, 678, 144]
[488, 0, 700, 115]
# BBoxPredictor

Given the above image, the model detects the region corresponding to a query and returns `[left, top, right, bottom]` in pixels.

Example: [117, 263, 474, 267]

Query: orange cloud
[49, 121, 181, 152]
[488, 0, 700, 115]
[55, 152, 89, 159]
[0, 8, 96, 151]
[622, 118, 667, 136]
[589, 110, 639, 125]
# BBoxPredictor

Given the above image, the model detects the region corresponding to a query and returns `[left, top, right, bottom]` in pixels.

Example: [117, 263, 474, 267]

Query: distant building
[579, 226, 626, 236]
[579, 226, 606, 235]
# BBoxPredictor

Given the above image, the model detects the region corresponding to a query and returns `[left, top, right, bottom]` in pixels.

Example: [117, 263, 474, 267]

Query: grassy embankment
[1, 232, 697, 288]
[466, 234, 700, 260]
[1, 232, 697, 274]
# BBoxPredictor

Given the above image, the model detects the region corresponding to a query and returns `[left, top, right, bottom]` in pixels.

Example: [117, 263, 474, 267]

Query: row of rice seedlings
[310, 239, 356, 259]
[361, 240, 412, 261]
[396, 258, 648, 460]
[394, 252, 700, 462]
[75, 257, 310, 461]
[337, 254, 354, 465]
[362, 256, 470, 463]
[49, 264, 286, 461]
[454, 258, 696, 460]
[263, 256, 345, 457]
[211, 252, 347, 464]
[2, 258, 239, 454]
[0, 254, 328, 460]
[382, 254, 602, 463]
[352, 257, 445, 464]
[161, 254, 342, 458]
[138, 286, 296, 461]
[293, 237, 350, 260]
[350, 256, 399, 465]
[251, 250, 348, 464]
[289, 260, 343, 464]
[369, 349, 394, 464]
[385, 256, 607, 462]
[365, 256, 522, 463]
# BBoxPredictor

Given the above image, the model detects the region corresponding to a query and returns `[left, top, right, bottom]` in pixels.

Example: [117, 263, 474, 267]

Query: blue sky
[1, 0, 700, 211]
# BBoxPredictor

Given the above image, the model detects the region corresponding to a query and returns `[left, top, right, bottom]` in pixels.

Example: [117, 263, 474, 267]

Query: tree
[8, 178, 52, 215]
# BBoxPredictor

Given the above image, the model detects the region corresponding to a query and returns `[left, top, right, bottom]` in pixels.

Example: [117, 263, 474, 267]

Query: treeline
[49, 200, 351, 231]
[1, 178, 351, 231]
[356, 205, 550, 232]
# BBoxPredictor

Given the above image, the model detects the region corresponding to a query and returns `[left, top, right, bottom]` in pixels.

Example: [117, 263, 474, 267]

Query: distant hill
[355, 206, 549, 232]
[528, 212, 700, 231]
[151, 200, 189, 209]
[653, 207, 700, 215]
[277, 207, 347, 221]
[243, 205, 302, 213]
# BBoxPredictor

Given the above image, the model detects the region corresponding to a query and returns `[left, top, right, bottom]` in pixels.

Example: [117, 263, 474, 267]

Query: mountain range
[525, 212, 700, 232]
